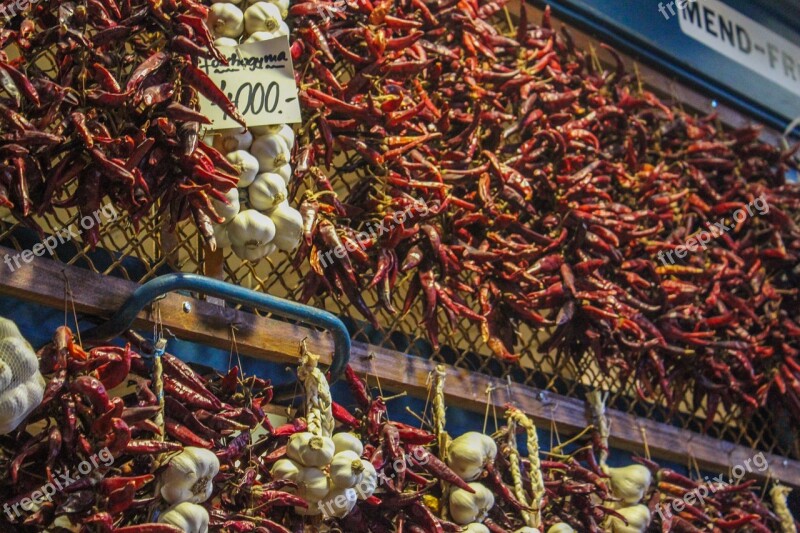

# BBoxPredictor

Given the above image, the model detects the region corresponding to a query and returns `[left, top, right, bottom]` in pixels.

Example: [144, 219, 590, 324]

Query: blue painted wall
[534, 0, 800, 134]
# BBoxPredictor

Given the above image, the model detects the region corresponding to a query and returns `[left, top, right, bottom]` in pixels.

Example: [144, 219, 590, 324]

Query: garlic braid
[298, 341, 333, 438]
[507, 406, 544, 528]
[432, 365, 452, 521]
[771, 485, 797, 533]
[587, 390, 610, 466]
[506, 415, 535, 528]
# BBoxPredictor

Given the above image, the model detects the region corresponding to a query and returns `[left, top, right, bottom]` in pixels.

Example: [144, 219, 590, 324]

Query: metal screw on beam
[182, 302, 192, 313]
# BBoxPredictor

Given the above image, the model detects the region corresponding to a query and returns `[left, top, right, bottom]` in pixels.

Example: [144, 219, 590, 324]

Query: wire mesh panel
[1, 166, 796, 463]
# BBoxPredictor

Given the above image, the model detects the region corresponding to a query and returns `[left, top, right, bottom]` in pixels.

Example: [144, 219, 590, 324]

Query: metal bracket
[82, 273, 351, 384]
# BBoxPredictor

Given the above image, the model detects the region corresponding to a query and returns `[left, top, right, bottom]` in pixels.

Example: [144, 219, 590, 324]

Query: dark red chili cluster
[0, 0, 242, 248]
[0, 327, 280, 531]
[289, 0, 800, 428]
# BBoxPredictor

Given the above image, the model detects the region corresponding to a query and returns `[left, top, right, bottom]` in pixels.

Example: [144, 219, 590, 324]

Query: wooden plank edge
[1, 247, 798, 486]
[350, 344, 800, 486]
[0, 245, 333, 366]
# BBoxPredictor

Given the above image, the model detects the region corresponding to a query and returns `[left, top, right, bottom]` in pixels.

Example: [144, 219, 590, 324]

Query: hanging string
[152, 303, 166, 441]
[686, 437, 701, 480]
[508, 406, 543, 528]
[634, 62, 643, 94]
[689, 452, 702, 482]
[505, 415, 532, 527]
[482, 384, 496, 435]
[62, 271, 82, 347]
[147, 302, 167, 524]
[639, 426, 651, 462]
[431, 365, 450, 522]
[419, 369, 435, 430]
[549, 403, 561, 451]
[228, 323, 246, 392]
[587, 391, 610, 466]
[760, 470, 772, 501]
[371, 359, 384, 399]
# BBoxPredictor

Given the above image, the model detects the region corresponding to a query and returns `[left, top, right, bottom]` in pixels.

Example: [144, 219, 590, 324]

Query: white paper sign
[198, 38, 302, 131]
[678, 0, 800, 98]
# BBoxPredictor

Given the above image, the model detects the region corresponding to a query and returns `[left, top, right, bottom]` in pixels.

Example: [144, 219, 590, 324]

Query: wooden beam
[1, 245, 798, 486]
[350, 343, 800, 485]
[0, 245, 334, 367]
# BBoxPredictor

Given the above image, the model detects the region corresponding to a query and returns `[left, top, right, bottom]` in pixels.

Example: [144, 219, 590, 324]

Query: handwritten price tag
[198, 37, 301, 132]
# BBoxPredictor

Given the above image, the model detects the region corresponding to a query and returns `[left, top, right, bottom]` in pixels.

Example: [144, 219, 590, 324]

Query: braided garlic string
[506, 413, 534, 527]
[771, 485, 797, 533]
[507, 406, 543, 528]
[432, 365, 451, 521]
[432, 365, 449, 458]
[298, 340, 333, 438]
[587, 390, 610, 466]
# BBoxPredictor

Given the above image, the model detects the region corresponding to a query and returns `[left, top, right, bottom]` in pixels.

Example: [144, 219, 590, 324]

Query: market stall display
[289, 1, 800, 433]
[0, 320, 791, 531]
[0, 0, 799, 530]
[0, 0, 242, 249]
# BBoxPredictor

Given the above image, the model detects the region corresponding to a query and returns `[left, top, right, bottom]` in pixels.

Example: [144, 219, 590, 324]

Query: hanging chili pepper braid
[0, 0, 242, 248]
[289, 0, 800, 427]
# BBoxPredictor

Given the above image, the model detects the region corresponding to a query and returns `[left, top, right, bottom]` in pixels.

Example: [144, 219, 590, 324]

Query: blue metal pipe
[82, 273, 351, 383]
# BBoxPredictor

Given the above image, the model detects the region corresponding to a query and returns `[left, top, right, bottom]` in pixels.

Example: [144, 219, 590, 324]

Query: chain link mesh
[1, 160, 796, 462]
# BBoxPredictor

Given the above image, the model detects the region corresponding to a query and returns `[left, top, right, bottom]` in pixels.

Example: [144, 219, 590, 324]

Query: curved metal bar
[82, 273, 351, 382]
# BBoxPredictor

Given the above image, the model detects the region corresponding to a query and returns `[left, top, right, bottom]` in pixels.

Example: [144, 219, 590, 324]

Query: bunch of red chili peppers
[0, 327, 787, 532]
[0, 326, 286, 532]
[288, 0, 800, 430]
[0, 0, 241, 249]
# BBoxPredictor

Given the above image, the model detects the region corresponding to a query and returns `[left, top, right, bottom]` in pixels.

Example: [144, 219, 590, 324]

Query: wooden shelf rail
[1, 245, 798, 486]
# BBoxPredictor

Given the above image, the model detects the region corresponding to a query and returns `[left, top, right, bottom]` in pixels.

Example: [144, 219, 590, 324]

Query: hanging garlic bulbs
[546, 525, 575, 533]
[159, 447, 220, 505]
[158, 502, 210, 533]
[447, 432, 498, 481]
[329, 450, 365, 489]
[274, 343, 366, 520]
[356, 459, 378, 500]
[332, 432, 364, 455]
[603, 463, 652, 505]
[208, 3, 245, 38]
[204, 0, 302, 261]
[243, 2, 283, 34]
[286, 432, 336, 468]
[449, 482, 496, 525]
[0, 318, 45, 435]
[589, 391, 653, 529]
[605, 504, 651, 533]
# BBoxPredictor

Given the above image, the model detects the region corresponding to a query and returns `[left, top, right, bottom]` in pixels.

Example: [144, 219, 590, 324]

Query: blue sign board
[537, 0, 800, 135]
